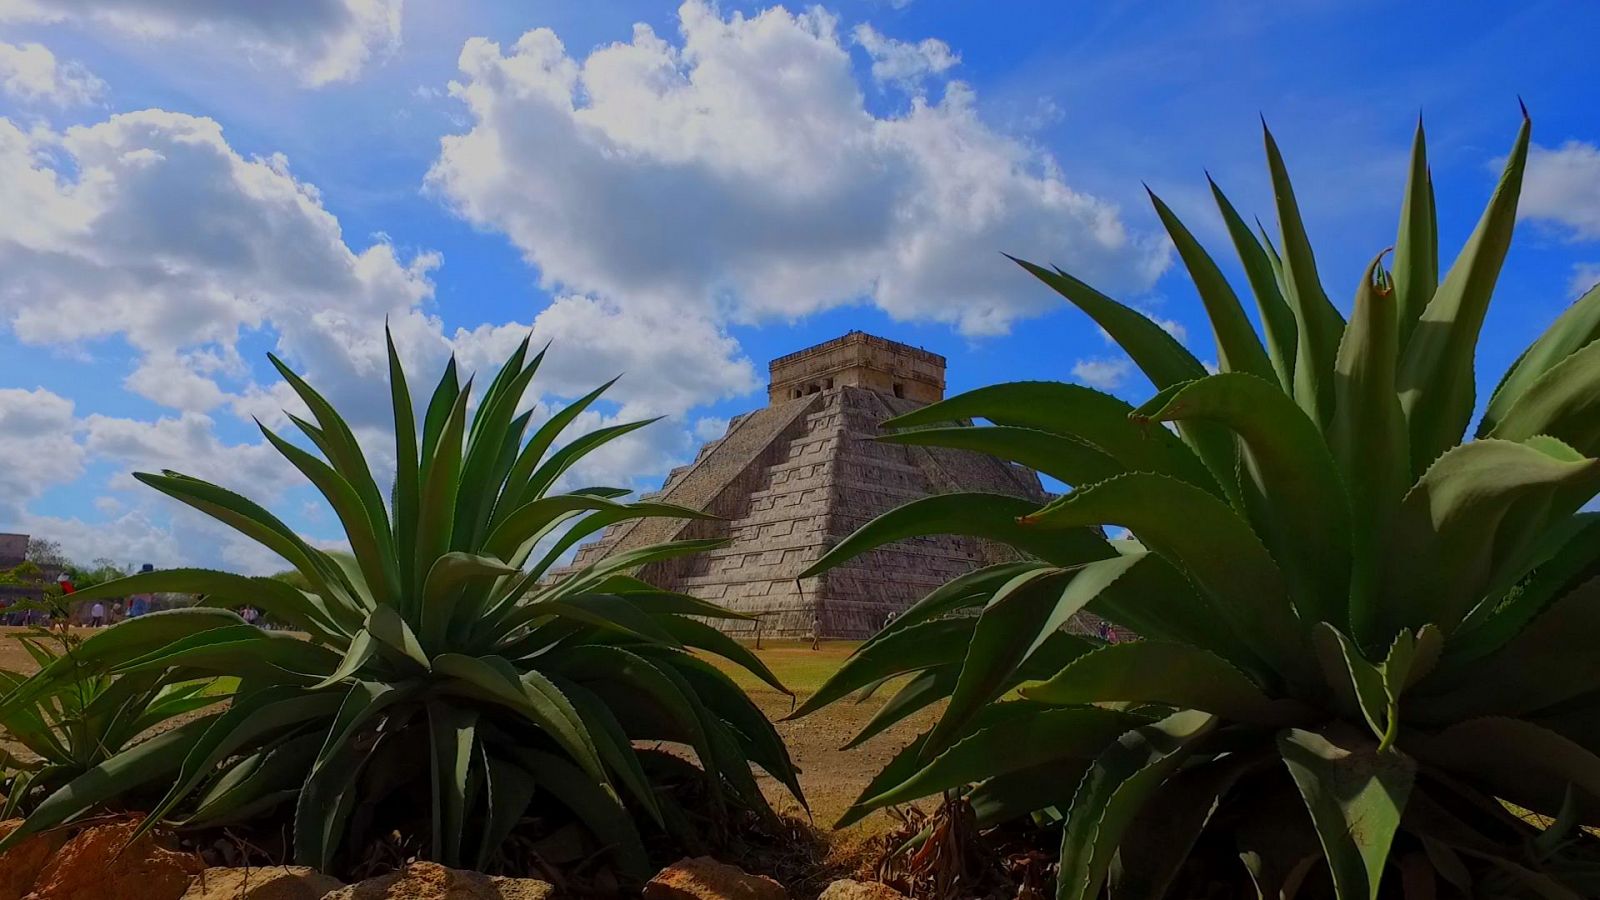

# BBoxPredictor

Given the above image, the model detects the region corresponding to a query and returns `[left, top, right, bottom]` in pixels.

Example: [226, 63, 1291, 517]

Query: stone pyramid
[565, 332, 1048, 638]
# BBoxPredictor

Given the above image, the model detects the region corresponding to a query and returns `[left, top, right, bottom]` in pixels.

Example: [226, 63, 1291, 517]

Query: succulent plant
[0, 332, 801, 878]
[794, 112, 1600, 899]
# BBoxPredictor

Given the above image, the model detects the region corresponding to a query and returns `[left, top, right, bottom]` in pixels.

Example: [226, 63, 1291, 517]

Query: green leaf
[801, 492, 1111, 578]
[1398, 112, 1531, 471]
[924, 561, 1127, 757]
[420, 551, 518, 649]
[508, 748, 650, 879]
[1133, 372, 1352, 628]
[1210, 175, 1299, 390]
[366, 604, 431, 671]
[414, 380, 473, 593]
[388, 327, 422, 602]
[1278, 727, 1414, 900]
[878, 425, 1123, 489]
[844, 664, 959, 750]
[494, 378, 619, 526]
[1147, 187, 1275, 380]
[657, 614, 788, 696]
[1375, 438, 1600, 636]
[1393, 117, 1439, 348]
[1022, 641, 1308, 725]
[427, 701, 477, 866]
[1021, 474, 1308, 689]
[787, 618, 978, 719]
[1057, 710, 1220, 900]
[475, 751, 537, 871]
[1262, 122, 1347, 426]
[885, 381, 1217, 492]
[1331, 254, 1411, 643]
[866, 706, 1140, 811]
[1405, 717, 1600, 824]
[1481, 281, 1600, 436]
[431, 653, 607, 787]
[1487, 339, 1600, 456]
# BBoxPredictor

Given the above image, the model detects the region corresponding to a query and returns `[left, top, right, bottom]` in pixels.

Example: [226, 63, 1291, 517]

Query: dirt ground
[0, 630, 929, 837]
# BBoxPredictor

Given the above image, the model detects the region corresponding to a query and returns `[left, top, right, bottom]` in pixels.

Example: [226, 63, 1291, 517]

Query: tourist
[809, 614, 820, 651]
[90, 601, 106, 628]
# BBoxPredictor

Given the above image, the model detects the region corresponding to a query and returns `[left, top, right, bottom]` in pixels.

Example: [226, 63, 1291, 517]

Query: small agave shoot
[0, 333, 803, 879]
[793, 112, 1600, 899]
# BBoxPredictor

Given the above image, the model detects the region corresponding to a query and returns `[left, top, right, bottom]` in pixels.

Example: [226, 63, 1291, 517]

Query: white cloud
[0, 40, 103, 105]
[428, 1, 1167, 338]
[1071, 356, 1132, 390]
[0, 387, 86, 520]
[0, 0, 401, 86]
[694, 416, 729, 441]
[1572, 263, 1600, 299]
[852, 23, 957, 91]
[1521, 141, 1600, 240]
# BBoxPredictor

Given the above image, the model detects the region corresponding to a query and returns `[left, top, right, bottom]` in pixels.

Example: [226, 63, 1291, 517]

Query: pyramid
[565, 332, 1049, 638]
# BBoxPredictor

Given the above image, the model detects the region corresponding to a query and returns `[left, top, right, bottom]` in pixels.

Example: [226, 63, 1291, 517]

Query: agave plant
[793, 112, 1600, 898]
[0, 628, 228, 818]
[0, 333, 801, 878]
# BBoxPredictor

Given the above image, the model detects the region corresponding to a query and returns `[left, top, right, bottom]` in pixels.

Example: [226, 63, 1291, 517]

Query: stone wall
[767, 332, 945, 406]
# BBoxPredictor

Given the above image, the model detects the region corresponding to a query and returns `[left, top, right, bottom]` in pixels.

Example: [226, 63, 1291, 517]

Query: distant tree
[24, 537, 69, 569]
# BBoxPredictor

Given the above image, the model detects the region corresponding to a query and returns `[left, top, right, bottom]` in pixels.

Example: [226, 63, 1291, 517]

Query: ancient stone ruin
[566, 332, 1048, 638]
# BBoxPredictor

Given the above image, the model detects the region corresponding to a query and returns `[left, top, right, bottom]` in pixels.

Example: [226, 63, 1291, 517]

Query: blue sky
[0, 0, 1596, 571]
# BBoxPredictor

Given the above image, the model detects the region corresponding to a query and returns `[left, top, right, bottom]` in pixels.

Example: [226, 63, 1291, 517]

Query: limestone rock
[641, 857, 786, 900]
[322, 862, 554, 900]
[0, 819, 69, 900]
[26, 816, 204, 900]
[181, 866, 344, 900]
[817, 881, 907, 900]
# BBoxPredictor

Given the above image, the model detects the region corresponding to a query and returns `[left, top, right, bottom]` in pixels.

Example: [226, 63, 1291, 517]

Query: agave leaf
[1376, 439, 1600, 636]
[310, 629, 376, 690]
[1393, 118, 1439, 347]
[1481, 282, 1600, 436]
[1020, 473, 1309, 689]
[414, 381, 473, 598]
[493, 378, 620, 527]
[852, 561, 1045, 656]
[187, 731, 322, 827]
[1011, 255, 1245, 503]
[802, 492, 1111, 577]
[1406, 717, 1600, 823]
[1443, 514, 1600, 670]
[845, 665, 959, 750]
[866, 707, 1142, 811]
[788, 618, 978, 719]
[1022, 641, 1310, 726]
[924, 560, 1132, 758]
[508, 748, 650, 879]
[1108, 750, 1268, 900]
[1147, 187, 1275, 379]
[1487, 339, 1600, 456]
[655, 614, 787, 696]
[475, 751, 538, 871]
[427, 701, 477, 865]
[387, 328, 422, 601]
[878, 425, 1123, 489]
[431, 653, 607, 787]
[1133, 372, 1352, 628]
[1416, 577, 1600, 721]
[419, 551, 518, 648]
[884, 381, 1218, 493]
[1210, 175, 1299, 390]
[0, 716, 213, 852]
[367, 604, 431, 671]
[1331, 254, 1411, 643]
[455, 341, 541, 548]
[1278, 727, 1414, 900]
[555, 681, 664, 826]
[1397, 112, 1531, 471]
[1314, 625, 1435, 751]
[1261, 122, 1347, 426]
[66, 567, 351, 636]
[132, 473, 357, 607]
[1057, 710, 1220, 900]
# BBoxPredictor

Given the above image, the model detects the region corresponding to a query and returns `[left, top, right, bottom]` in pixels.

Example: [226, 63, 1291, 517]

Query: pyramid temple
[567, 332, 1049, 638]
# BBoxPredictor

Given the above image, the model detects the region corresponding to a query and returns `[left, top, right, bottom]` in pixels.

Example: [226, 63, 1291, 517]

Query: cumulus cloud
[428, 1, 1167, 338]
[1572, 263, 1600, 299]
[0, 40, 103, 105]
[0, 0, 402, 86]
[852, 23, 957, 91]
[1071, 356, 1132, 390]
[1521, 141, 1600, 240]
[0, 387, 86, 520]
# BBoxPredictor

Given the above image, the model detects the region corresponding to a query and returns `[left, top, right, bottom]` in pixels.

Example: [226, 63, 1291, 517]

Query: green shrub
[1, 628, 227, 817]
[793, 113, 1600, 898]
[0, 333, 800, 878]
